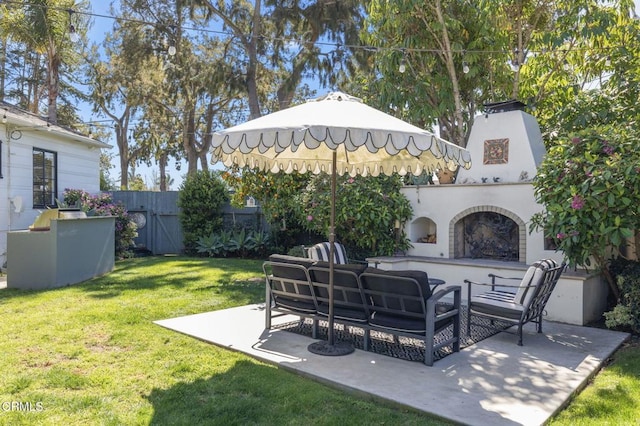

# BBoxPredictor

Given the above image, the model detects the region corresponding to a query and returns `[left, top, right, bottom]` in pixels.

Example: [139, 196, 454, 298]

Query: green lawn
[0, 257, 638, 425]
[0, 257, 451, 425]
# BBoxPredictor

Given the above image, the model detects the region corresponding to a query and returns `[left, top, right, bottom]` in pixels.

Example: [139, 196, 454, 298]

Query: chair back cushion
[265, 255, 316, 312]
[360, 268, 429, 313]
[308, 263, 368, 322]
[307, 242, 348, 264]
[268, 254, 315, 281]
[363, 268, 432, 299]
[514, 259, 558, 306]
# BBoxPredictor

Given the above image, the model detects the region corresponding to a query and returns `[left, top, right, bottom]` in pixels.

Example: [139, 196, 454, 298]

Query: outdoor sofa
[263, 254, 461, 366]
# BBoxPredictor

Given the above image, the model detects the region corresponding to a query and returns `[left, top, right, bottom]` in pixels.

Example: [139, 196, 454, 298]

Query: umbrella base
[307, 340, 355, 356]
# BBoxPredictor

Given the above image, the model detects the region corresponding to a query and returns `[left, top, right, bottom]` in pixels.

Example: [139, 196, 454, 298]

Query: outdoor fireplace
[375, 102, 609, 326]
[403, 100, 542, 264]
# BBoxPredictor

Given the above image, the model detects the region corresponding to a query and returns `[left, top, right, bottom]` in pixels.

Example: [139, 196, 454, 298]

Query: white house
[1, 103, 111, 269]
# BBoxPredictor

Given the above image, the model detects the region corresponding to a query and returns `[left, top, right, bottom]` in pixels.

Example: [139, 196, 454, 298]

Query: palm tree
[0, 0, 84, 123]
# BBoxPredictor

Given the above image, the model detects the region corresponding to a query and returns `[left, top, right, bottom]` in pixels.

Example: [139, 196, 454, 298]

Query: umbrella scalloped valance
[212, 92, 471, 176]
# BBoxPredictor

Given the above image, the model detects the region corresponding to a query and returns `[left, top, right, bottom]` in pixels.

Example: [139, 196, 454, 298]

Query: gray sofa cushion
[268, 254, 315, 282]
[363, 267, 432, 299]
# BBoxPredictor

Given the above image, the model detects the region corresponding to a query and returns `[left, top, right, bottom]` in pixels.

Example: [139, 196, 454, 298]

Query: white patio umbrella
[211, 91, 471, 356]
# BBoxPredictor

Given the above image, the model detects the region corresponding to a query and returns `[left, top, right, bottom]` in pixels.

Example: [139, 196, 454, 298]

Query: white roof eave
[3, 112, 112, 150]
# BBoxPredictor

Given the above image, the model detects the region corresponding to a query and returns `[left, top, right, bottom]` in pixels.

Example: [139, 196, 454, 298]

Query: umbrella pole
[327, 153, 337, 346]
[307, 151, 354, 356]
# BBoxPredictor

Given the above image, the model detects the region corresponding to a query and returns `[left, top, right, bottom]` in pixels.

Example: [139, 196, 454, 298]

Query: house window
[33, 148, 57, 208]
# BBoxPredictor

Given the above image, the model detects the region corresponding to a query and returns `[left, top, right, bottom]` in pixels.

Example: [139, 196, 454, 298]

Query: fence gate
[112, 191, 183, 255]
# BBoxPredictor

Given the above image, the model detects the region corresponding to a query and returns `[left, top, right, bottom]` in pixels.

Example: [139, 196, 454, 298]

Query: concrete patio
[155, 304, 629, 426]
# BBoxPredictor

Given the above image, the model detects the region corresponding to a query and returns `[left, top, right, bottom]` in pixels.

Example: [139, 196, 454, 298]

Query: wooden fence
[112, 191, 267, 255]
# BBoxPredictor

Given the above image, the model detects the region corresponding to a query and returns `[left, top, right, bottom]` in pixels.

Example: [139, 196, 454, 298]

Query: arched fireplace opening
[452, 208, 524, 261]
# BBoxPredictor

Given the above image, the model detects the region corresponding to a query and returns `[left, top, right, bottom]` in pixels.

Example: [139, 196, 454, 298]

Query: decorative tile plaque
[483, 138, 509, 164]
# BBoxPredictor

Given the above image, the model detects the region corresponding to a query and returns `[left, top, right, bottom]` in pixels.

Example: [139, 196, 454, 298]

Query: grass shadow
[78, 256, 265, 300]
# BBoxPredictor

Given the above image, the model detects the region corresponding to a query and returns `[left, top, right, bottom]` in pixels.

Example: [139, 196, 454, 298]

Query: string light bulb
[167, 43, 177, 56]
[167, 25, 177, 56]
[68, 9, 79, 43]
[399, 59, 406, 73]
[463, 61, 470, 74]
[399, 49, 407, 73]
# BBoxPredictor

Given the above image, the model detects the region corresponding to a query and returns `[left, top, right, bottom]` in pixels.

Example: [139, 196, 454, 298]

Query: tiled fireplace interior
[452, 209, 521, 261]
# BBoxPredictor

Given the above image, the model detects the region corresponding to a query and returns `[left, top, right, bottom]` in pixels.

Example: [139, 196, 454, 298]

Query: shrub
[298, 174, 413, 258]
[178, 171, 229, 254]
[221, 169, 414, 258]
[531, 129, 640, 301]
[604, 258, 640, 333]
[196, 229, 272, 258]
[63, 189, 137, 259]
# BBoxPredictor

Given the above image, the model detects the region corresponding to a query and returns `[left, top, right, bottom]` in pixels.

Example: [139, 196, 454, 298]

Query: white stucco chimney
[456, 101, 546, 184]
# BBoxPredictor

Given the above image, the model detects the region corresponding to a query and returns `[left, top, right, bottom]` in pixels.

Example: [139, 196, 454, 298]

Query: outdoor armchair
[465, 259, 566, 346]
[359, 268, 461, 366]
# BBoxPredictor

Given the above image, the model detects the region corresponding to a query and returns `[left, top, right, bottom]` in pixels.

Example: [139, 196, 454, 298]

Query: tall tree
[86, 38, 138, 190]
[109, 0, 244, 178]
[0, 0, 88, 123]
[183, 0, 366, 118]
[363, 0, 501, 147]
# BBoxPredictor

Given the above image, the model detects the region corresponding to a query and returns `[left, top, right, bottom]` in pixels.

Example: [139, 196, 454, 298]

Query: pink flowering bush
[63, 189, 138, 259]
[531, 129, 640, 301]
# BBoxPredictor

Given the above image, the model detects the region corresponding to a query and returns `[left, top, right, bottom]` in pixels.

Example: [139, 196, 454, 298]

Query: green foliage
[287, 245, 306, 257]
[100, 153, 117, 191]
[224, 167, 413, 258]
[178, 171, 229, 254]
[604, 258, 640, 333]
[222, 168, 321, 251]
[299, 174, 413, 258]
[196, 229, 273, 258]
[63, 189, 138, 259]
[530, 129, 640, 298]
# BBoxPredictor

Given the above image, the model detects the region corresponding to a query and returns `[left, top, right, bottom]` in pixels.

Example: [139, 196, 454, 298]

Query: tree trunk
[0, 38, 5, 101]
[46, 40, 59, 124]
[29, 53, 40, 113]
[183, 102, 199, 176]
[115, 123, 129, 190]
[433, 0, 466, 148]
[159, 152, 167, 192]
[246, 0, 262, 119]
[595, 253, 621, 303]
